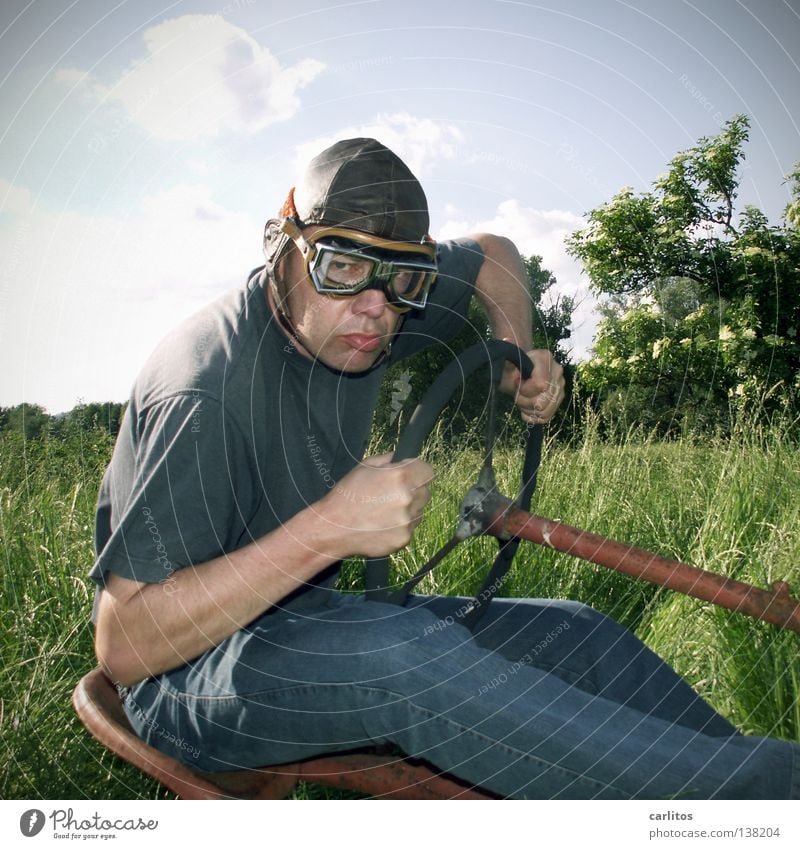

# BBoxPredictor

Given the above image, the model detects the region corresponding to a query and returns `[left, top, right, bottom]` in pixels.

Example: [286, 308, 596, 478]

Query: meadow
[1, 412, 798, 799]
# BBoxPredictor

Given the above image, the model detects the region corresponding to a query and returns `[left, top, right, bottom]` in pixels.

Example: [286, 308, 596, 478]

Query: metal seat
[72, 668, 495, 800]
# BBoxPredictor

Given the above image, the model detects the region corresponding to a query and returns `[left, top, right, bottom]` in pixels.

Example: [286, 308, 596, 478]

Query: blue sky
[1, 0, 799, 413]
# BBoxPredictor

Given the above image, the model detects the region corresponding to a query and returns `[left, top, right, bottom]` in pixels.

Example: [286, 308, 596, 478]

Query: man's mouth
[340, 333, 383, 352]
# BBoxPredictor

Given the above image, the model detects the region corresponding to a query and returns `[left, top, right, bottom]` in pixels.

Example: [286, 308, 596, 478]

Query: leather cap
[292, 138, 430, 243]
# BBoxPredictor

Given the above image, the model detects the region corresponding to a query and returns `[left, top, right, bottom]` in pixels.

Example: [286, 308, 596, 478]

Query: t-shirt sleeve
[89, 393, 254, 589]
[390, 237, 484, 360]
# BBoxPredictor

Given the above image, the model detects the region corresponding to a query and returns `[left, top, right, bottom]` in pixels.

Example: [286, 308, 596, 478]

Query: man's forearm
[471, 234, 533, 350]
[95, 506, 345, 687]
[468, 233, 565, 420]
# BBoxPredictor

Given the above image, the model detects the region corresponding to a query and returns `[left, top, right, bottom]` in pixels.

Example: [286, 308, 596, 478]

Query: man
[90, 138, 799, 799]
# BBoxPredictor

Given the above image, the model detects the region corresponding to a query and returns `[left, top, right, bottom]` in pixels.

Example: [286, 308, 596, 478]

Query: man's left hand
[499, 346, 565, 424]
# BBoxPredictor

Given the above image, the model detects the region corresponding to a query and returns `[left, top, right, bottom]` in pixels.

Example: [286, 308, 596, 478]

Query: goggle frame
[283, 220, 438, 313]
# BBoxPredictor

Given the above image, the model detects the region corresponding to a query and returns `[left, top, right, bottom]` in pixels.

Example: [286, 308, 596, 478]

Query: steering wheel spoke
[365, 340, 542, 628]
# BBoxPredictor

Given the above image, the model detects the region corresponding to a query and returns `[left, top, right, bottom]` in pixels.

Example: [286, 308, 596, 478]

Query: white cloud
[53, 67, 92, 88]
[0, 181, 263, 412]
[0, 178, 33, 216]
[292, 113, 464, 180]
[57, 15, 324, 141]
[437, 199, 598, 360]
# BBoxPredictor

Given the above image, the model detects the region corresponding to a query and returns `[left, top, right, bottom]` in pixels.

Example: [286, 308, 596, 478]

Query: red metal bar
[488, 506, 800, 634]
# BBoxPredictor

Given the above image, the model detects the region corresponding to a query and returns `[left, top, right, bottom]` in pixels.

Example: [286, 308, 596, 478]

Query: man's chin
[320, 343, 388, 373]
[339, 347, 387, 372]
[288, 337, 387, 373]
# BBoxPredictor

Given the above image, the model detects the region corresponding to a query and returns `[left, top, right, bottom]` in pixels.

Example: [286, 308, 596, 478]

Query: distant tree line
[0, 402, 127, 441]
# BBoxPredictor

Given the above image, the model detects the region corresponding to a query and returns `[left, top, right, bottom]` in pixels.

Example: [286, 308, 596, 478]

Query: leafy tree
[785, 165, 800, 229]
[567, 115, 800, 435]
[2, 403, 50, 440]
[60, 402, 126, 437]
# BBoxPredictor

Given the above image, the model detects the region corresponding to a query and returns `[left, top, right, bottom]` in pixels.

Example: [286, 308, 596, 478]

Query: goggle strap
[280, 215, 304, 241]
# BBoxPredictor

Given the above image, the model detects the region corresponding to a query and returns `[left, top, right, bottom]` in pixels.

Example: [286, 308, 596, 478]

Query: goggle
[284, 221, 438, 313]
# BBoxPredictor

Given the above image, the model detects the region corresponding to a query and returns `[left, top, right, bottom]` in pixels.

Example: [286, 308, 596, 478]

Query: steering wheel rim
[365, 339, 541, 626]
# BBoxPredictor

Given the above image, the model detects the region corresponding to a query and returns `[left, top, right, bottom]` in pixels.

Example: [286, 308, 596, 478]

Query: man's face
[276, 226, 403, 372]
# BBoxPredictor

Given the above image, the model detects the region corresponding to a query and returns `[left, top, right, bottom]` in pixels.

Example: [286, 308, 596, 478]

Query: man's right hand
[318, 453, 434, 558]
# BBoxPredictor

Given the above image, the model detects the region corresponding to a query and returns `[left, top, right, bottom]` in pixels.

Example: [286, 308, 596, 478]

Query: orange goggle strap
[282, 216, 435, 259]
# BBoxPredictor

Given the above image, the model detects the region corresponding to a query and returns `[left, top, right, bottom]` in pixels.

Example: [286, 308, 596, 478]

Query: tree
[64, 402, 126, 436]
[567, 115, 800, 435]
[2, 403, 50, 440]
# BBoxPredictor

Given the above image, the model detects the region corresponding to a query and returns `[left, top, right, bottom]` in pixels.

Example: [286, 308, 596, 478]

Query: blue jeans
[124, 593, 799, 799]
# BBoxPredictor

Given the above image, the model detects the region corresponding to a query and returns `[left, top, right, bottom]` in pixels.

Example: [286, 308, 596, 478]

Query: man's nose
[350, 286, 389, 317]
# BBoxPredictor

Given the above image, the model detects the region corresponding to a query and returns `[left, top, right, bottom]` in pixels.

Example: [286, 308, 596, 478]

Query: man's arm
[95, 453, 432, 687]
[470, 233, 565, 422]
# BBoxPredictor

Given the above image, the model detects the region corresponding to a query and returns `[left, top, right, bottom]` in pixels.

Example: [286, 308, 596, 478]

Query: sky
[1, 0, 799, 414]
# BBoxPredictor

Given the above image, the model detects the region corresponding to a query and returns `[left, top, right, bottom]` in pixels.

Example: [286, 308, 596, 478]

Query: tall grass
[1, 411, 798, 799]
[0, 429, 141, 798]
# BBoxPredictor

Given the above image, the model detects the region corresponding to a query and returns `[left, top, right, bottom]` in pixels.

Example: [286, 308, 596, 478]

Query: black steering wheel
[364, 339, 543, 630]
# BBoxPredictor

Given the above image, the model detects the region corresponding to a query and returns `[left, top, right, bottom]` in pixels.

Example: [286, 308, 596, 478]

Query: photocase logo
[15, 807, 160, 838]
[19, 809, 45, 837]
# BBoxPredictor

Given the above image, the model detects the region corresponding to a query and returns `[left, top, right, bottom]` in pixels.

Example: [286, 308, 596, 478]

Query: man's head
[264, 138, 437, 372]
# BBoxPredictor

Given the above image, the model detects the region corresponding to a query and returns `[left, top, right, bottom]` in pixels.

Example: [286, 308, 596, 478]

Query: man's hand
[468, 235, 565, 423]
[318, 454, 434, 558]
[499, 346, 565, 424]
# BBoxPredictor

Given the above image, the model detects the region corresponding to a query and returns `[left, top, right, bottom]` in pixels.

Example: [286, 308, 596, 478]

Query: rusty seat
[72, 668, 495, 800]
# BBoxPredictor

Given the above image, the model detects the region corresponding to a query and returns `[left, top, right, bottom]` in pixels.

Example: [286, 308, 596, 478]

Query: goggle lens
[316, 250, 374, 289]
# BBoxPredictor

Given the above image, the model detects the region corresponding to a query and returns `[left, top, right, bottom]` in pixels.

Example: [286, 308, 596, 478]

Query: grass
[1, 414, 798, 799]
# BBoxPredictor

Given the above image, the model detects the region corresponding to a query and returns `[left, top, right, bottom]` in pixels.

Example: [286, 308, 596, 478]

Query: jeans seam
[397, 691, 628, 797]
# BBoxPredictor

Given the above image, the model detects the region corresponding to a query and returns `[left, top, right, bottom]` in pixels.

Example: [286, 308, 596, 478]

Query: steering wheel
[364, 339, 543, 630]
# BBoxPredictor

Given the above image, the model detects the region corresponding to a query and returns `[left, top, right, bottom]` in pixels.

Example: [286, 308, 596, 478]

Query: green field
[1, 417, 798, 799]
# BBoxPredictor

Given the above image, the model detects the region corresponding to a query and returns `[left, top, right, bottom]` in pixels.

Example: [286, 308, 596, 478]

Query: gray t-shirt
[89, 239, 484, 615]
